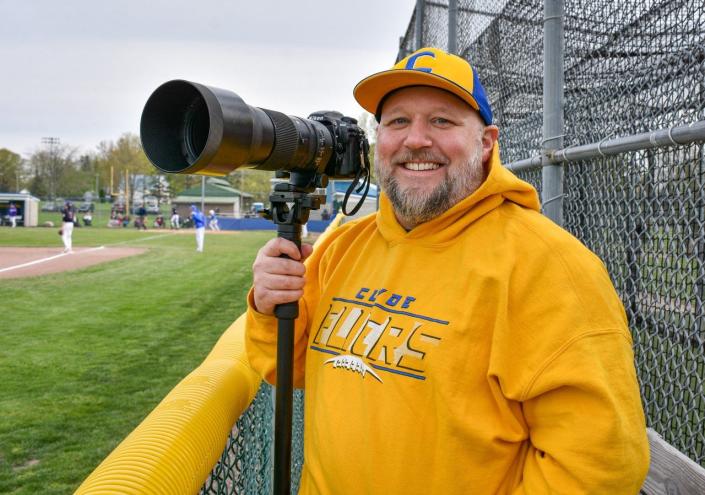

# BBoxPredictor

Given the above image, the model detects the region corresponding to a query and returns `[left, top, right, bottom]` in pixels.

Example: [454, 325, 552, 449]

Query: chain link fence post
[542, 0, 565, 226]
[448, 0, 458, 54]
[415, 0, 425, 50]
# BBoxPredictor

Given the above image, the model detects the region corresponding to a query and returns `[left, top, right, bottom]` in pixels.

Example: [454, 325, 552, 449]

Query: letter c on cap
[405, 51, 435, 73]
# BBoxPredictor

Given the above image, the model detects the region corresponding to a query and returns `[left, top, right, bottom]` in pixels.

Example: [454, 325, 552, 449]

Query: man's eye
[433, 117, 451, 125]
[389, 117, 408, 125]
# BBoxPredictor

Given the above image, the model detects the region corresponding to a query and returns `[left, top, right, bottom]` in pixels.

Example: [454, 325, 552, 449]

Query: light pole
[201, 175, 205, 212]
[42, 137, 60, 199]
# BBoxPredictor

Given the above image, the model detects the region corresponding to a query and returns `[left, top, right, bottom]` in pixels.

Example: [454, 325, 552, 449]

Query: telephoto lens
[140, 80, 335, 176]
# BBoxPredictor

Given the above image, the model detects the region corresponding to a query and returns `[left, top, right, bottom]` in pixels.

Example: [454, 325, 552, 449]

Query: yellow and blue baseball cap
[354, 47, 493, 125]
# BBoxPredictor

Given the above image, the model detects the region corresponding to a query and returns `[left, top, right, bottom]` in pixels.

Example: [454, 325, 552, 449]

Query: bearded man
[245, 47, 649, 494]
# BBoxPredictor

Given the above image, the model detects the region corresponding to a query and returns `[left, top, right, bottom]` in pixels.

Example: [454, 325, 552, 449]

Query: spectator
[8, 202, 18, 227]
[154, 214, 165, 228]
[137, 205, 147, 230]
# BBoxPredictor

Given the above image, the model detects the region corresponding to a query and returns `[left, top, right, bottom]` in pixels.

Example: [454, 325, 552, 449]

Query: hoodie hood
[376, 143, 540, 245]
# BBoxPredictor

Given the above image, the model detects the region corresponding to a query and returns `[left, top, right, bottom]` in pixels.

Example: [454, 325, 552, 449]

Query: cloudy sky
[0, 0, 415, 157]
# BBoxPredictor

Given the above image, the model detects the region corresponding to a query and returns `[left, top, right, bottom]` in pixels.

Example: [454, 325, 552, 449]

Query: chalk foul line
[2, 233, 175, 274]
[0, 246, 106, 273]
[110, 233, 175, 245]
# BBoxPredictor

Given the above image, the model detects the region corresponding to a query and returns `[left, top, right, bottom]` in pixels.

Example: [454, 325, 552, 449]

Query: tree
[147, 174, 170, 204]
[70, 154, 100, 197]
[231, 169, 275, 203]
[357, 111, 378, 146]
[0, 148, 23, 192]
[165, 173, 197, 199]
[27, 142, 79, 198]
[357, 112, 377, 184]
[95, 133, 153, 203]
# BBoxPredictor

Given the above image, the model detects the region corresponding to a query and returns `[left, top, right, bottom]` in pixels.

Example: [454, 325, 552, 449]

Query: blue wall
[218, 217, 333, 233]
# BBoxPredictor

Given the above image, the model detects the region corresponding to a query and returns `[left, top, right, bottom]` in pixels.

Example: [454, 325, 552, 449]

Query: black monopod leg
[266, 177, 323, 495]
[273, 220, 301, 495]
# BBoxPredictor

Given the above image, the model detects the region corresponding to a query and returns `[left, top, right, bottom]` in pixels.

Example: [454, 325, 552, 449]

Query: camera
[139, 80, 370, 182]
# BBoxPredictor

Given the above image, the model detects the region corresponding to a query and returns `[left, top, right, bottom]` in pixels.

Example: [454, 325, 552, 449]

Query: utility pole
[201, 175, 205, 212]
[239, 170, 244, 217]
[42, 137, 60, 199]
[125, 169, 130, 218]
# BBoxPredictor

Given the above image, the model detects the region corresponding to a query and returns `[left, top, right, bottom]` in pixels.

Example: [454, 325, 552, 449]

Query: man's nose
[402, 120, 433, 149]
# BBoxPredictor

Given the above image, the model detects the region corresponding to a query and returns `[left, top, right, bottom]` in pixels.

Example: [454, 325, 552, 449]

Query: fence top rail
[506, 119, 705, 171]
[642, 428, 705, 495]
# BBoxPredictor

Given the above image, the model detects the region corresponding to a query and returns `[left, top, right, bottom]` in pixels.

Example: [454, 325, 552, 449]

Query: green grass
[0, 227, 274, 494]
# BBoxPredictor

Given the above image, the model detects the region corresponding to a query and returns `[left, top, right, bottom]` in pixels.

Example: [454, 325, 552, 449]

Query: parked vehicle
[144, 196, 160, 214]
[41, 201, 58, 212]
[42, 198, 67, 212]
[78, 202, 95, 213]
[131, 197, 159, 214]
[245, 202, 265, 218]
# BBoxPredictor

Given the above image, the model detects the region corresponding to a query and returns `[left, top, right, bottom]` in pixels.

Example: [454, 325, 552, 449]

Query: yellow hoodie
[246, 146, 649, 494]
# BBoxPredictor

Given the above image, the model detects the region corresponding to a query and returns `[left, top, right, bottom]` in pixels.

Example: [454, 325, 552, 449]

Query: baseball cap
[353, 47, 493, 125]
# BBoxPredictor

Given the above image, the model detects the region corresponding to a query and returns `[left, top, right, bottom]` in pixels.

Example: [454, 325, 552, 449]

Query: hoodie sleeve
[510, 331, 649, 494]
[244, 288, 312, 389]
[493, 213, 650, 493]
[244, 224, 347, 389]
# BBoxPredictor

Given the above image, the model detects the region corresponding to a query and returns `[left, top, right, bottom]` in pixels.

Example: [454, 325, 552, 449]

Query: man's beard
[375, 147, 485, 229]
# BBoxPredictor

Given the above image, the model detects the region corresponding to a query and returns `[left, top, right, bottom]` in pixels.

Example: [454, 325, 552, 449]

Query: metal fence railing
[201, 0, 705, 491]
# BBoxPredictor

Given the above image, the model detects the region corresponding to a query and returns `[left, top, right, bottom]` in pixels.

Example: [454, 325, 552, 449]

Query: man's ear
[481, 125, 499, 163]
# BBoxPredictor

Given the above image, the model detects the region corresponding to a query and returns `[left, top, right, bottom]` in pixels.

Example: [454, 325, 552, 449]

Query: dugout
[0, 192, 40, 227]
[171, 178, 253, 219]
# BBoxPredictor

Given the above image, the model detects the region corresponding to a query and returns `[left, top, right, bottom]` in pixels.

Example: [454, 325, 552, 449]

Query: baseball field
[0, 225, 274, 494]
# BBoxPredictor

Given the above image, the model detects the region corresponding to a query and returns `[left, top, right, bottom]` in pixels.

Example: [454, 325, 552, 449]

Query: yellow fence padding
[75, 213, 346, 494]
[75, 314, 260, 495]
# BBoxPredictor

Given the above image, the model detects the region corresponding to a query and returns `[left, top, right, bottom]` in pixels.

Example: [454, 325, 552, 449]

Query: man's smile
[401, 162, 442, 171]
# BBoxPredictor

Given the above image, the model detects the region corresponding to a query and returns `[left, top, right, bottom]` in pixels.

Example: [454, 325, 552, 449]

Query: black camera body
[306, 111, 369, 179]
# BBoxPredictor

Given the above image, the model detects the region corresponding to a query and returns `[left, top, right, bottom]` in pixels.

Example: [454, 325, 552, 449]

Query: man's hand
[252, 238, 314, 315]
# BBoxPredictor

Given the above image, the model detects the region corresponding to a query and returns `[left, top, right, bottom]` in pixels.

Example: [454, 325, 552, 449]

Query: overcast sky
[0, 0, 415, 157]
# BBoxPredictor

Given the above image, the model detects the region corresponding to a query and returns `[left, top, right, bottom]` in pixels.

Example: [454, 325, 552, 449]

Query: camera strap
[342, 136, 372, 216]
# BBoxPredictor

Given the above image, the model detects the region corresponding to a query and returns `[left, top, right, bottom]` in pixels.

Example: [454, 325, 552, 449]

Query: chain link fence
[200, 1, 704, 492]
[200, 385, 305, 494]
[564, 144, 705, 466]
